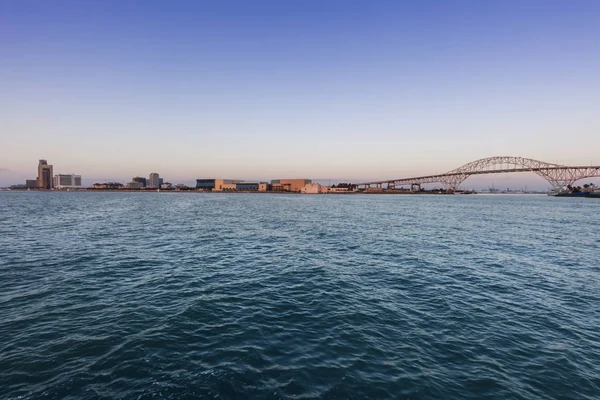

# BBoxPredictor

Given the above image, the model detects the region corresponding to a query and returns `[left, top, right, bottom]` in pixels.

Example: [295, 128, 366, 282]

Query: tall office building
[132, 177, 147, 187]
[37, 160, 54, 189]
[148, 173, 160, 189]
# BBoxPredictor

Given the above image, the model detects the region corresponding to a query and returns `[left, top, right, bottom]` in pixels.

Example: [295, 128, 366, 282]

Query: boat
[548, 187, 590, 197]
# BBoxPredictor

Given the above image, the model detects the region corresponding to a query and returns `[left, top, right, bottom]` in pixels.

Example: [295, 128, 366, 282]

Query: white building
[148, 173, 160, 189]
[301, 183, 327, 194]
[329, 187, 350, 193]
[53, 174, 82, 189]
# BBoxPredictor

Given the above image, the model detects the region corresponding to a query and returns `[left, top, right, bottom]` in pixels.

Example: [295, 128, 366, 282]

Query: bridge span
[356, 156, 600, 191]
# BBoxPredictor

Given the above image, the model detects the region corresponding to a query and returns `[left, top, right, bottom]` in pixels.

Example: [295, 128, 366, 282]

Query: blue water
[0, 192, 599, 399]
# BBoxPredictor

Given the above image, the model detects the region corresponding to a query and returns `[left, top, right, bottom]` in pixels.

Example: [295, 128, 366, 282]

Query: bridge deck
[356, 164, 600, 187]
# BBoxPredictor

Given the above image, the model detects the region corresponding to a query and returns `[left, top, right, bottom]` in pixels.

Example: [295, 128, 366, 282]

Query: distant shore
[1, 188, 554, 195]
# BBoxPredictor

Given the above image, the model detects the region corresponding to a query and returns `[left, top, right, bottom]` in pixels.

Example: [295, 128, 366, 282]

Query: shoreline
[0, 188, 553, 195]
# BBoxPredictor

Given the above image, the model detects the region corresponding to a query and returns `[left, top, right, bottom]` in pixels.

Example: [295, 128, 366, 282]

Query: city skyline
[7, 156, 600, 192]
[2, 1, 600, 188]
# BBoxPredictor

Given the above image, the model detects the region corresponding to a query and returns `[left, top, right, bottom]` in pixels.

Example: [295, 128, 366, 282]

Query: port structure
[356, 156, 600, 191]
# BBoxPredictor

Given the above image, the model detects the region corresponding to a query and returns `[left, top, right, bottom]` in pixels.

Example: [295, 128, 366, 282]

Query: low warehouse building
[236, 182, 259, 191]
[271, 179, 312, 192]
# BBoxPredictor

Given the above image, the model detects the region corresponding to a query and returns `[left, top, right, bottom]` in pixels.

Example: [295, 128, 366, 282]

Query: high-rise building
[37, 160, 53, 189]
[132, 177, 147, 187]
[148, 173, 160, 189]
[53, 174, 82, 189]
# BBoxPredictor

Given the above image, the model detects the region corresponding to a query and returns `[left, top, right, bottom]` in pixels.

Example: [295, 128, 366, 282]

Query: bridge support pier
[411, 183, 421, 192]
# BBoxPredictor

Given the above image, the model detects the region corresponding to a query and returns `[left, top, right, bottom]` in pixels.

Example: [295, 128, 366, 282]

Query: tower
[37, 160, 54, 189]
[148, 173, 160, 189]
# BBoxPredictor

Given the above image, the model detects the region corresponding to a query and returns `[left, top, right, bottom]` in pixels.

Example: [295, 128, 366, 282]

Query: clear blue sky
[1, 0, 599, 188]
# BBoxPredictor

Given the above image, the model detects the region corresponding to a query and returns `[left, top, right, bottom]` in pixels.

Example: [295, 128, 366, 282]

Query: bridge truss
[356, 156, 600, 191]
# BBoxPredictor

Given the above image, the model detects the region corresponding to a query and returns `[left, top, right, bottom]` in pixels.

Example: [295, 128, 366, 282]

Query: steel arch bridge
[356, 156, 600, 191]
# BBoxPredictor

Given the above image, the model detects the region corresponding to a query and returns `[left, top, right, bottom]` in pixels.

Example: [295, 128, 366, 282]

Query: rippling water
[0, 192, 599, 399]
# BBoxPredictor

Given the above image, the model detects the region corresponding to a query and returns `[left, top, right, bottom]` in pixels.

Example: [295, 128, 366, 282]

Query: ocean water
[0, 191, 599, 399]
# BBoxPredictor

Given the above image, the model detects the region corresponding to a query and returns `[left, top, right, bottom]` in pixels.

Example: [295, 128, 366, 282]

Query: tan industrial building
[271, 179, 312, 192]
[213, 179, 243, 191]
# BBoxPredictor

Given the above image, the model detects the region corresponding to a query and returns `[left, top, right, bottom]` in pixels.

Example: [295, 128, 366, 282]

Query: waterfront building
[127, 181, 144, 189]
[37, 160, 54, 189]
[148, 173, 160, 189]
[25, 180, 37, 189]
[215, 179, 242, 191]
[197, 179, 242, 191]
[236, 182, 260, 191]
[93, 182, 123, 189]
[132, 177, 147, 187]
[301, 183, 327, 194]
[196, 179, 216, 190]
[220, 182, 268, 191]
[329, 187, 350, 193]
[271, 179, 312, 192]
[53, 174, 82, 189]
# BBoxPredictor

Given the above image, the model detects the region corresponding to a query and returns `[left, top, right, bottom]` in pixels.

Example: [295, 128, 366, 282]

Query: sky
[1, 0, 599, 188]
